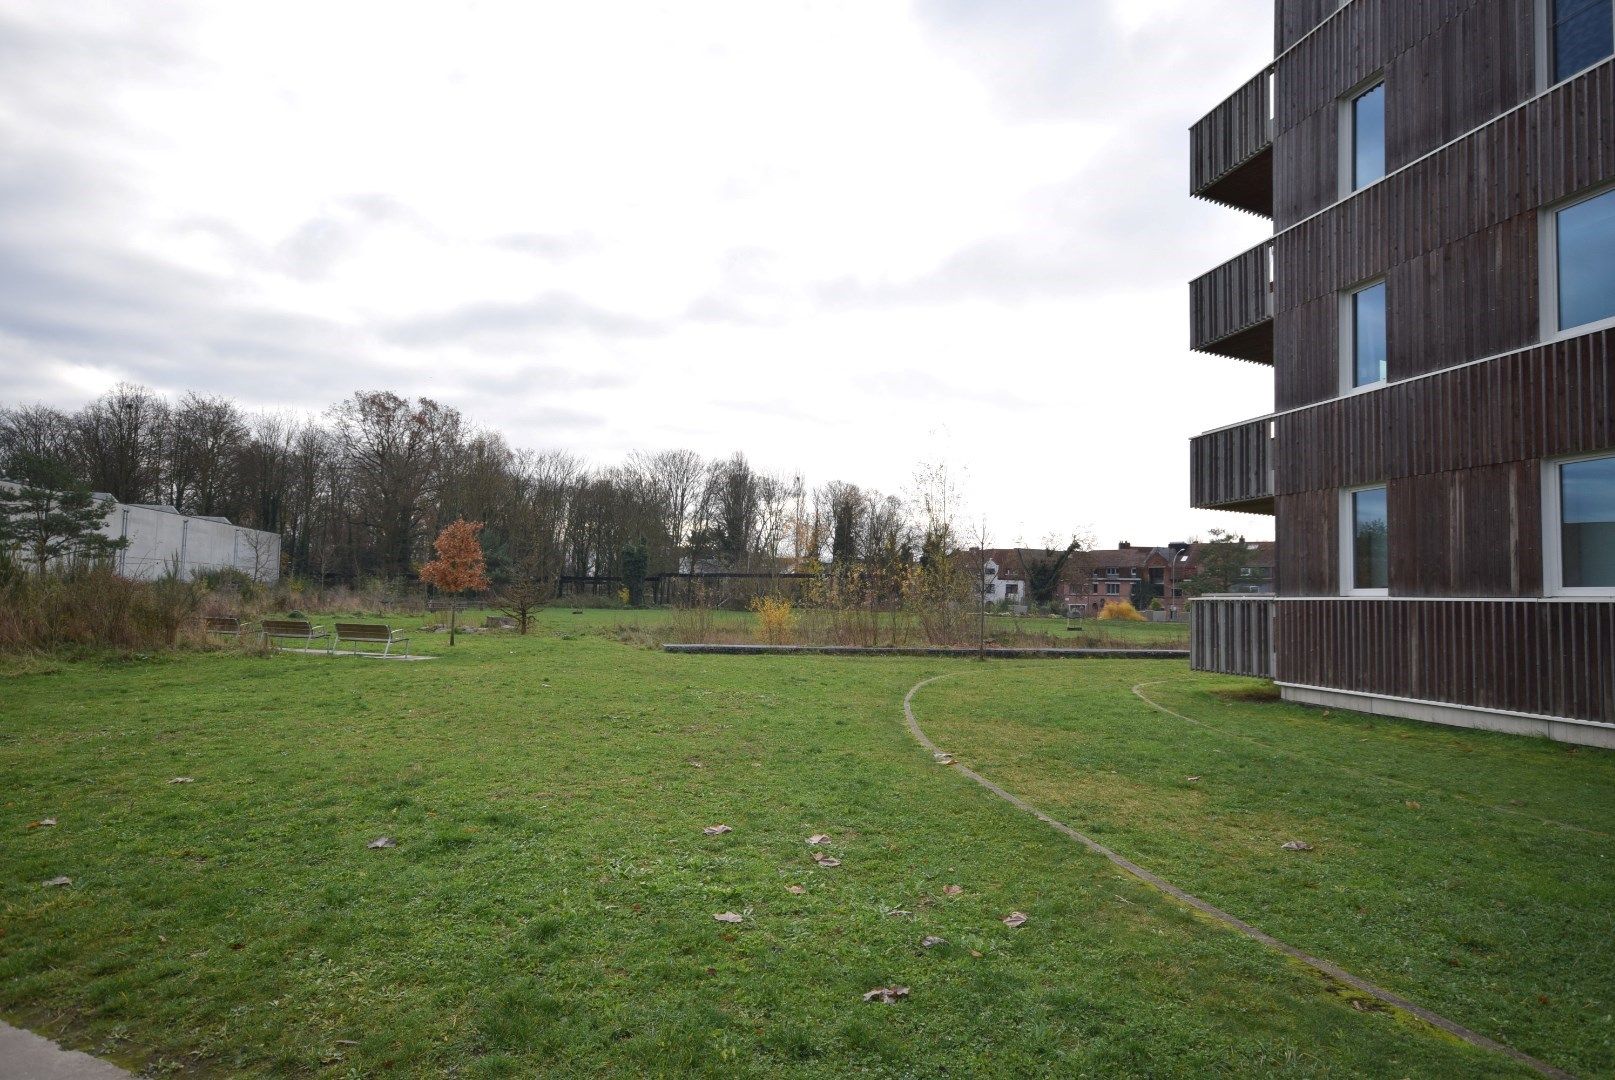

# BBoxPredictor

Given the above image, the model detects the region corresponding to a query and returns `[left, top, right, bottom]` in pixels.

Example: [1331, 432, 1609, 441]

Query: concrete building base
[1278, 683, 1615, 750]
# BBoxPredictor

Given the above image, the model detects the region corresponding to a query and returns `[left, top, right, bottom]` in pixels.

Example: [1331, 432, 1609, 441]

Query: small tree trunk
[449, 598, 457, 646]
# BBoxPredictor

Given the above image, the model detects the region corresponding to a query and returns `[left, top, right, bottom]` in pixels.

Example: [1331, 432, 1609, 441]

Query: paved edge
[663, 644, 1188, 659]
[900, 673, 1576, 1080]
[0, 1022, 131, 1080]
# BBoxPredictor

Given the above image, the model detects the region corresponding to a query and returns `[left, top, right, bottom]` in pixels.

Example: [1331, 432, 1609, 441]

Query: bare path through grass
[902, 674, 1575, 1080]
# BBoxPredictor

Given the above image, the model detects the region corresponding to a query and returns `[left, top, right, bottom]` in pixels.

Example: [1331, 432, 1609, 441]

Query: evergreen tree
[0, 455, 127, 573]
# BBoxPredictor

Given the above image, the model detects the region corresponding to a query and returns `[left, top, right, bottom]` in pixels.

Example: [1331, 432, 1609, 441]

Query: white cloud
[0, 0, 1277, 543]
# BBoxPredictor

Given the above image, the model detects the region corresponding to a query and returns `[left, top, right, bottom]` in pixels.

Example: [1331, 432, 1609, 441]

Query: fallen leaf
[811, 853, 841, 868]
[43, 876, 72, 887]
[702, 824, 733, 836]
[969, 949, 983, 958]
[1186, 776, 1201, 783]
[1002, 911, 1029, 928]
[367, 837, 396, 849]
[921, 935, 947, 948]
[805, 834, 832, 845]
[862, 985, 909, 1004]
[1280, 840, 1313, 852]
[933, 753, 955, 766]
[687, 760, 704, 769]
[158, 934, 169, 944]
[1405, 800, 1421, 810]
[713, 912, 743, 924]
[786, 884, 806, 895]
[942, 884, 963, 896]
[334, 1040, 359, 1047]
[886, 909, 913, 918]
[168, 777, 195, 785]
[27, 818, 57, 828]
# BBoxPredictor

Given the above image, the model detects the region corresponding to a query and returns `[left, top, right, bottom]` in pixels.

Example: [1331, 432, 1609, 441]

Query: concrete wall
[107, 502, 281, 583]
[1, 479, 280, 583]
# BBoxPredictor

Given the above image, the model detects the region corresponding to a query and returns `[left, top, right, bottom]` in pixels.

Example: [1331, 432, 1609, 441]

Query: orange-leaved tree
[419, 518, 489, 646]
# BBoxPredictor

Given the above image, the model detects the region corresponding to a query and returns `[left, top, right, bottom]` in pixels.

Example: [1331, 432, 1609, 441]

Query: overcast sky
[0, 0, 1277, 546]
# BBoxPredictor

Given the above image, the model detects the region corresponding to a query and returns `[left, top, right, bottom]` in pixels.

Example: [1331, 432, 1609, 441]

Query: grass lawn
[0, 628, 1603, 1076]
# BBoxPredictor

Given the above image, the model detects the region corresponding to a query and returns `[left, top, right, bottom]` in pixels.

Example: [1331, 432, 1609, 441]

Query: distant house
[0, 479, 281, 583]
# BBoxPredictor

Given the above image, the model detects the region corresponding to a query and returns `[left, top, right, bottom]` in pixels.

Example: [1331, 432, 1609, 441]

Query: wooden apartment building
[1188, 0, 1615, 746]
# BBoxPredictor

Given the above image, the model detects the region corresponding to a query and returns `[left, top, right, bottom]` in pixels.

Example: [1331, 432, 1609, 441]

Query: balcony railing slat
[1190, 66, 1274, 215]
[1190, 416, 1274, 511]
[1191, 596, 1274, 679]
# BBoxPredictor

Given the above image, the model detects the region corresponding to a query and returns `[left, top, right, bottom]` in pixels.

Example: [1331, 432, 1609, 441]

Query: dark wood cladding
[1190, 242, 1274, 362]
[1276, 0, 1340, 54]
[1273, 0, 1537, 229]
[1274, 489, 1339, 596]
[1191, 596, 1274, 678]
[1274, 60, 1615, 409]
[1191, 418, 1274, 512]
[1274, 329, 1615, 493]
[1190, 68, 1274, 216]
[1275, 599, 1615, 724]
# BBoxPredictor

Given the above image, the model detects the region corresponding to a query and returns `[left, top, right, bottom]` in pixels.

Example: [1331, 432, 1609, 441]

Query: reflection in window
[1552, 0, 1614, 83]
[1352, 487, 1388, 591]
[1352, 83, 1385, 190]
[1352, 282, 1388, 386]
[1560, 455, 1615, 588]
[1557, 188, 1615, 331]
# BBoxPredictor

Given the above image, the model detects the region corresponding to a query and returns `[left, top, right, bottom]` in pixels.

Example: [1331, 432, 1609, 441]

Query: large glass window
[1552, 0, 1614, 84]
[1350, 281, 1388, 387]
[1351, 83, 1385, 190]
[1559, 454, 1615, 588]
[1350, 486, 1389, 592]
[1556, 188, 1615, 332]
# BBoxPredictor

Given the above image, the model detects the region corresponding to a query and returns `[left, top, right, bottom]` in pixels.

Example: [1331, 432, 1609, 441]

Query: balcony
[1190, 595, 1273, 678]
[1190, 415, 1274, 514]
[1190, 240, 1273, 363]
[1190, 66, 1273, 217]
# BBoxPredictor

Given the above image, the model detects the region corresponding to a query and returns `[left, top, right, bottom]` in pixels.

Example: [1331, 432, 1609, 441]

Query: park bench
[330, 622, 411, 658]
[259, 619, 329, 650]
[203, 616, 254, 640]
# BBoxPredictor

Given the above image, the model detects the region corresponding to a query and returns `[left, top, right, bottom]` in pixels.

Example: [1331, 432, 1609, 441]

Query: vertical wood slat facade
[1190, 596, 1275, 678]
[1275, 600, 1615, 724]
[1189, 66, 1274, 216]
[1189, 0, 1615, 739]
[1189, 241, 1274, 361]
[1191, 418, 1275, 511]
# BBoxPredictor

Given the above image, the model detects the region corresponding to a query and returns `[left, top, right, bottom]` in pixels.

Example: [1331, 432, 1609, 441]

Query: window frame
[1537, 0, 1615, 90]
[1338, 74, 1387, 198]
[1340, 484, 1390, 596]
[1542, 450, 1615, 596]
[1541, 181, 1615, 341]
[1338, 277, 1389, 394]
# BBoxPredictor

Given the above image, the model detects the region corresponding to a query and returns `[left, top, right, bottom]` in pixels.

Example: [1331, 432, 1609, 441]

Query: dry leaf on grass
[886, 909, 913, 918]
[811, 853, 841, 868]
[942, 884, 963, 896]
[167, 777, 195, 785]
[933, 753, 954, 766]
[1405, 800, 1422, 810]
[786, 884, 806, 895]
[921, 935, 947, 948]
[1280, 840, 1313, 852]
[712, 911, 744, 924]
[1186, 776, 1202, 783]
[805, 834, 831, 845]
[1002, 911, 1029, 928]
[703, 824, 733, 836]
[687, 760, 704, 769]
[862, 985, 909, 1004]
[43, 876, 72, 887]
[969, 949, 983, 958]
[367, 837, 396, 849]
[28, 818, 57, 829]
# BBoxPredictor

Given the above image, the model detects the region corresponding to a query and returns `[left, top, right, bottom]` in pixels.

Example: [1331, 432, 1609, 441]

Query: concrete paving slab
[0, 1022, 131, 1079]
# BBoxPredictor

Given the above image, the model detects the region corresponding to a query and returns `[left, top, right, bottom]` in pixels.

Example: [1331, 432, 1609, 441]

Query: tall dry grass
[0, 565, 203, 652]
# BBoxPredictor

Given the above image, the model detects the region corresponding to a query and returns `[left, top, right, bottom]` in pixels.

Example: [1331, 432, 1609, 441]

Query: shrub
[749, 595, 796, 645]
[0, 566, 203, 652]
[1097, 600, 1146, 622]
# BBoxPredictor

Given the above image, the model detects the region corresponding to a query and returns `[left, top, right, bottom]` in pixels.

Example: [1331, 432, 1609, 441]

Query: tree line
[0, 383, 955, 588]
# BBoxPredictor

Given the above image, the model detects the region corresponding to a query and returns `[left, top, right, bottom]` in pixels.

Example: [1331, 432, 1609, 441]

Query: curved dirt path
[902, 673, 1575, 1080]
